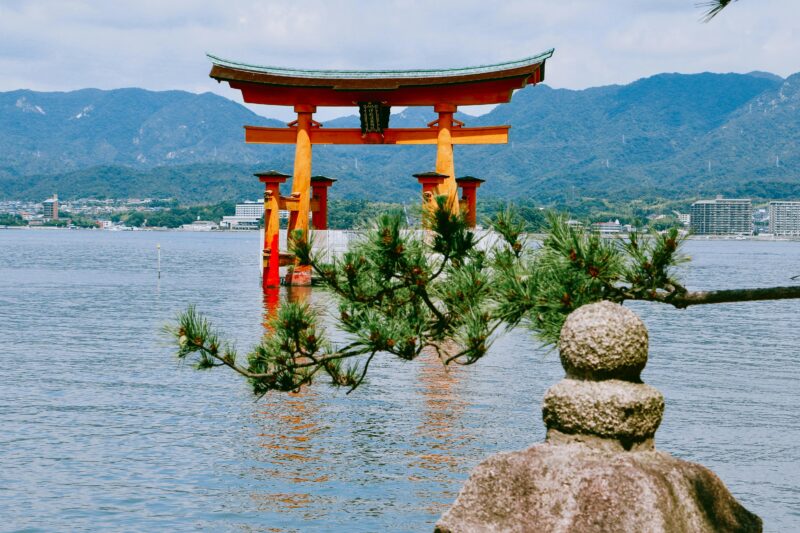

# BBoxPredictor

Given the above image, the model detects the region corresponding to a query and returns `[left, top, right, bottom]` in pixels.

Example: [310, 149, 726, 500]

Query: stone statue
[436, 301, 762, 533]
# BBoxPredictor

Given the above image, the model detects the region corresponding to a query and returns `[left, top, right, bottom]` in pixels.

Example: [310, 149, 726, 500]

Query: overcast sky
[1, 0, 797, 120]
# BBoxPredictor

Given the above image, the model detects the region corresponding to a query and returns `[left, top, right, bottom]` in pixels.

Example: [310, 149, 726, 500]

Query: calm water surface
[1, 229, 798, 532]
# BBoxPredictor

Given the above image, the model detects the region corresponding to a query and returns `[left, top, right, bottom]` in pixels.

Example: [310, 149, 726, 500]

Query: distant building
[43, 194, 58, 220]
[592, 220, 622, 235]
[219, 216, 260, 230]
[221, 199, 289, 230]
[769, 201, 800, 236]
[179, 220, 218, 231]
[673, 212, 691, 227]
[218, 200, 263, 230]
[235, 200, 264, 218]
[566, 220, 583, 230]
[690, 198, 752, 235]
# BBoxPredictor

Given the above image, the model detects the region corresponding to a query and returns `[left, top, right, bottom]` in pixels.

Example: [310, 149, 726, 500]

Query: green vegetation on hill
[327, 199, 406, 229]
[0, 213, 25, 226]
[112, 201, 234, 228]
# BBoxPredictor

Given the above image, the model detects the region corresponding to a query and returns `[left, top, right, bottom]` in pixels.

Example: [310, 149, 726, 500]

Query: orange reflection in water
[411, 354, 471, 468]
[262, 285, 311, 327]
[408, 350, 474, 515]
[254, 288, 473, 520]
[250, 287, 327, 520]
[249, 388, 330, 519]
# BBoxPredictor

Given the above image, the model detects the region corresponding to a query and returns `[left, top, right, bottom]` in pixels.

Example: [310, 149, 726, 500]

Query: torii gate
[208, 49, 553, 287]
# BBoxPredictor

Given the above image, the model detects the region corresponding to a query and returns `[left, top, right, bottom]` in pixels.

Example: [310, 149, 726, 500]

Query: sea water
[1, 230, 798, 532]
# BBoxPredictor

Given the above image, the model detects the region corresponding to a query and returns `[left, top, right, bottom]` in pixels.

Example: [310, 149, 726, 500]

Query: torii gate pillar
[311, 176, 336, 230]
[456, 176, 485, 228]
[414, 171, 448, 225]
[433, 104, 459, 211]
[257, 170, 289, 288]
[285, 104, 316, 286]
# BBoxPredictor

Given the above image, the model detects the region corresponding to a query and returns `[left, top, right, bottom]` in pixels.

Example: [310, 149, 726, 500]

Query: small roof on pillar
[413, 171, 449, 179]
[255, 169, 290, 176]
[208, 50, 554, 107]
[254, 169, 290, 182]
[456, 175, 486, 184]
[310, 175, 337, 184]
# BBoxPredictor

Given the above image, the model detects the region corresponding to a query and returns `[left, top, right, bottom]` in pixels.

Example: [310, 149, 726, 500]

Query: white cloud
[0, 0, 797, 120]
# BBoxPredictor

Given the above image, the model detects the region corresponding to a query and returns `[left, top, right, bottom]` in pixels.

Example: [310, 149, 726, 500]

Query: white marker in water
[157, 243, 161, 279]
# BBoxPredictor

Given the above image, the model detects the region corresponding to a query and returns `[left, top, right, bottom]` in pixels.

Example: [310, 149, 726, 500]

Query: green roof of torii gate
[207, 50, 554, 80]
[208, 49, 554, 106]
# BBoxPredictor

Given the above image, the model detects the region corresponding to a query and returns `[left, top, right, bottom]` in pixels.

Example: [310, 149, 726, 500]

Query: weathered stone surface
[542, 378, 664, 443]
[559, 301, 648, 381]
[436, 301, 762, 532]
[435, 441, 762, 533]
[545, 427, 654, 452]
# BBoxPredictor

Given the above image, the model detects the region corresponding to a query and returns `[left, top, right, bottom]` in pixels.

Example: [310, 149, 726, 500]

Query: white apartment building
[235, 200, 264, 218]
[690, 198, 752, 236]
[592, 220, 622, 235]
[221, 199, 291, 230]
[769, 201, 800, 236]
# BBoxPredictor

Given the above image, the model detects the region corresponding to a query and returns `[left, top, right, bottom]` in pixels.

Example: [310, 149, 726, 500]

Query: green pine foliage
[168, 201, 691, 395]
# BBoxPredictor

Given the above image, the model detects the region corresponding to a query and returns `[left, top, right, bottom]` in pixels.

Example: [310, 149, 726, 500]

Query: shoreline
[5, 225, 800, 242]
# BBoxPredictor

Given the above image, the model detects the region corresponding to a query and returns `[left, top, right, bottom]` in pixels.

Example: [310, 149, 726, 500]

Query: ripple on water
[1, 231, 798, 532]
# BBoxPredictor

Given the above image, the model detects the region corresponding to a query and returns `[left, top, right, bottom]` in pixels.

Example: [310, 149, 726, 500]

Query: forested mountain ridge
[0, 88, 283, 175]
[1, 70, 797, 204]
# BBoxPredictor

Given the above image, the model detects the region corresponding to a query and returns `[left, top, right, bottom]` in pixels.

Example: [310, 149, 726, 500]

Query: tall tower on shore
[43, 194, 58, 220]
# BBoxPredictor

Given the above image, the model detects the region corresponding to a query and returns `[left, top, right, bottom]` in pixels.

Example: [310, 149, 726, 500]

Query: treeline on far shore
[111, 201, 235, 228]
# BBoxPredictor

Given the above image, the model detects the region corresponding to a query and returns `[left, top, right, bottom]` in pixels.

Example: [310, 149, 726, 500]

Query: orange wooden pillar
[257, 170, 289, 288]
[285, 104, 316, 286]
[414, 171, 448, 226]
[310, 176, 336, 230]
[433, 104, 459, 213]
[456, 176, 485, 228]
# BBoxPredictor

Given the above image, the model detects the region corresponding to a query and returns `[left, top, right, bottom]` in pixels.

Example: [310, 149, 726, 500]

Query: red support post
[256, 170, 290, 288]
[310, 176, 337, 230]
[456, 176, 485, 228]
[414, 170, 448, 208]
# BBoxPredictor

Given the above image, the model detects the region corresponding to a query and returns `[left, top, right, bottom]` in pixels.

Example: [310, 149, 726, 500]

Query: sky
[1, 0, 798, 120]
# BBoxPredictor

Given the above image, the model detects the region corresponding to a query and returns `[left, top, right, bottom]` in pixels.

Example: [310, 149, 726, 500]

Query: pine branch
[168, 202, 800, 396]
[697, 0, 736, 22]
[642, 285, 800, 308]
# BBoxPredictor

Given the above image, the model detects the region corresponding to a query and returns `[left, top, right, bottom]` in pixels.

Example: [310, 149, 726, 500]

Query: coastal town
[3, 193, 800, 238]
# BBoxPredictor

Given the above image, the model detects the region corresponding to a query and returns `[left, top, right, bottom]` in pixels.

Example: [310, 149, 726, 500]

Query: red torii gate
[208, 49, 553, 287]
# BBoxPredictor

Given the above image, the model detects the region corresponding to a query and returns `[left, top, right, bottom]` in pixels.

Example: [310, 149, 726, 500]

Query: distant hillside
[0, 88, 285, 175]
[1, 71, 798, 204]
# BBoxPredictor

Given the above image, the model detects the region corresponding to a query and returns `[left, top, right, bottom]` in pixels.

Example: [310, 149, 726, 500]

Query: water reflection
[262, 287, 280, 326]
[262, 285, 312, 327]
[251, 287, 477, 523]
[411, 351, 472, 514]
[252, 390, 326, 480]
[412, 353, 469, 473]
[249, 286, 326, 526]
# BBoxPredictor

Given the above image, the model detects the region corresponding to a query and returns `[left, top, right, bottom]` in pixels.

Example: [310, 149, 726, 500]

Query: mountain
[0, 88, 286, 175]
[460, 72, 795, 201]
[1, 71, 798, 204]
